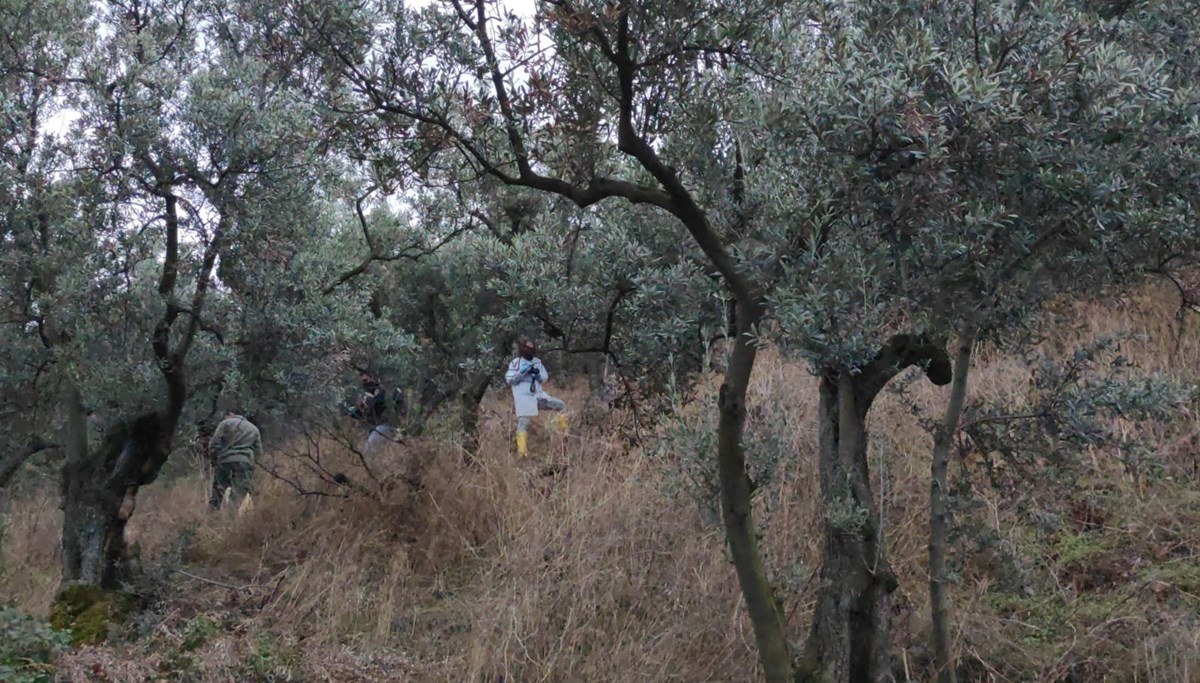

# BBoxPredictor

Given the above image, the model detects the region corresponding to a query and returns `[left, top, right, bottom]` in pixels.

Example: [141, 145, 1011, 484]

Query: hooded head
[519, 340, 536, 361]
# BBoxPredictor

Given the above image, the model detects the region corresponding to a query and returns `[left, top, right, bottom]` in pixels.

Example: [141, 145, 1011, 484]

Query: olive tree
[0, 0, 356, 589]
[288, 0, 1198, 680]
[290, 2, 802, 677]
[349, 183, 721, 450]
[482, 197, 724, 426]
[0, 0, 92, 497]
[764, 1, 1199, 679]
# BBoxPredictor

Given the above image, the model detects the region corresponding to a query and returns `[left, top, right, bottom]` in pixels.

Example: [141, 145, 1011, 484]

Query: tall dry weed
[5, 283, 1200, 681]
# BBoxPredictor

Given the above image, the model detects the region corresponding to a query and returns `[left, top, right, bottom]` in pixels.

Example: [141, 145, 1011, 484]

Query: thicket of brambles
[1, 1, 1198, 681]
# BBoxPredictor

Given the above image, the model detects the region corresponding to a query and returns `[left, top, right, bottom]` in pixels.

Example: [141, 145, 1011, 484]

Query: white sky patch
[40, 0, 545, 252]
[43, 108, 82, 138]
[408, 0, 536, 17]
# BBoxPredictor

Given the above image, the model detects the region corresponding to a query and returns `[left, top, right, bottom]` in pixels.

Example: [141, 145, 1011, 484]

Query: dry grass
[4, 282, 1200, 681]
[0, 491, 62, 616]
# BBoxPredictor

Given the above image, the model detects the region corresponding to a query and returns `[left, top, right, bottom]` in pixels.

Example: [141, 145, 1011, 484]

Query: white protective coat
[505, 356, 549, 417]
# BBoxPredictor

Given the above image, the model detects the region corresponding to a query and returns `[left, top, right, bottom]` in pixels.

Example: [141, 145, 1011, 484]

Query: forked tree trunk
[807, 373, 898, 682]
[929, 328, 974, 683]
[60, 447, 133, 587]
[804, 335, 952, 683]
[57, 180, 209, 590]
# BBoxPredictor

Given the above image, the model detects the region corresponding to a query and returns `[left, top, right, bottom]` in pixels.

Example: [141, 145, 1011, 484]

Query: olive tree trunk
[59, 383, 172, 587]
[806, 372, 897, 681]
[929, 328, 974, 683]
[460, 374, 491, 458]
[716, 300, 794, 683]
[804, 335, 952, 682]
[59, 189, 214, 589]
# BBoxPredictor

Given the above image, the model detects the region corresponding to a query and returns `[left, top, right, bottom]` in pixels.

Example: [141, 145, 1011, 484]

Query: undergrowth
[1, 282, 1198, 681]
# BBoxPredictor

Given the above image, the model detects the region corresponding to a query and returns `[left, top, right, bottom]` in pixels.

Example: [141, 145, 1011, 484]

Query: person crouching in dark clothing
[354, 372, 393, 454]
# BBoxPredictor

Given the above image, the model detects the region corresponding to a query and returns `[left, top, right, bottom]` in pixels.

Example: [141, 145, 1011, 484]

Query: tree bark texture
[806, 335, 952, 683]
[929, 328, 974, 683]
[59, 383, 169, 587]
[716, 301, 794, 683]
[460, 374, 491, 457]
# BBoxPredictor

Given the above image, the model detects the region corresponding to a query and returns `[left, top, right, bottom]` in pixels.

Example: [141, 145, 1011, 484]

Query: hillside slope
[3, 284, 1199, 682]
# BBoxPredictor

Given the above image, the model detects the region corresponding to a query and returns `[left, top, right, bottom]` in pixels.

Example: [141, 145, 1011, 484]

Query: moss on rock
[49, 584, 143, 646]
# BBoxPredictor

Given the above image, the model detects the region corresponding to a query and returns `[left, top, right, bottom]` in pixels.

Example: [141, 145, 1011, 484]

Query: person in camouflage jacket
[207, 411, 263, 510]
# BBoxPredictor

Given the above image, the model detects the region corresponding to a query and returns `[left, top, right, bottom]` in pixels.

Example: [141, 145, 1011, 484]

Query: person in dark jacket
[351, 372, 394, 454]
[207, 411, 262, 509]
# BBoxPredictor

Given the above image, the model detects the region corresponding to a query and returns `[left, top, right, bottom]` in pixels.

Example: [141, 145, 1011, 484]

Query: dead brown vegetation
[3, 282, 1199, 681]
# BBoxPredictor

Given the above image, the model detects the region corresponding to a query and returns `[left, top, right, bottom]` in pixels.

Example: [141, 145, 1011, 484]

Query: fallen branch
[172, 568, 250, 591]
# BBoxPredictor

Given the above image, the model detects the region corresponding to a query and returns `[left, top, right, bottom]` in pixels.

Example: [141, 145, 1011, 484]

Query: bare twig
[172, 568, 249, 591]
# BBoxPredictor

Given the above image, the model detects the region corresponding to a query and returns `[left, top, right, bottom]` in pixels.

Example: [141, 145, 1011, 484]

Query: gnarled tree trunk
[59, 383, 171, 587]
[460, 374, 491, 458]
[60, 437, 134, 587]
[806, 372, 897, 682]
[59, 186, 211, 589]
[804, 335, 952, 682]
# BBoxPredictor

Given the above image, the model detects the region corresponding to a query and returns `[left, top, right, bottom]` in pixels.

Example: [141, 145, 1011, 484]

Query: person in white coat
[504, 340, 567, 457]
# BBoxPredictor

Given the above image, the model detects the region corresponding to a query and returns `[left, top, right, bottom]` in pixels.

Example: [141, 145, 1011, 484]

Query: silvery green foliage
[482, 198, 722, 402]
[343, 202, 503, 415]
[0, 0, 96, 473]
[654, 405, 721, 524]
[224, 192, 422, 433]
[762, 0, 1200, 369]
[65, 0, 339, 435]
[946, 333, 1195, 597]
[0, 606, 70, 683]
[282, 0, 803, 420]
[0, 0, 399, 473]
[0, 0, 1187, 466]
[966, 336, 1195, 493]
[289, 0, 1198, 383]
[655, 387, 796, 525]
[354, 186, 722, 426]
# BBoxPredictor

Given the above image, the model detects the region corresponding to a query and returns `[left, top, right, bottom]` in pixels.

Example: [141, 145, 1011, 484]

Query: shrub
[0, 606, 71, 683]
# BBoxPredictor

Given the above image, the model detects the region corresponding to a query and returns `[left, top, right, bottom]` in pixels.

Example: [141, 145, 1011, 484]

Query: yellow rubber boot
[555, 414, 569, 436]
[516, 431, 528, 458]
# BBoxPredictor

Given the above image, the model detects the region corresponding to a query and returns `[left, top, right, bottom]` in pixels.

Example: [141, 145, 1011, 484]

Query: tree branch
[321, 222, 471, 295]
[600, 281, 635, 354]
[175, 216, 225, 361]
[151, 190, 187, 424]
[856, 334, 953, 415]
[0, 436, 61, 490]
[606, 5, 761, 309]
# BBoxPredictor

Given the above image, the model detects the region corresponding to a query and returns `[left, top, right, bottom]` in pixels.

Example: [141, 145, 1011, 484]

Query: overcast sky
[412, 0, 536, 16]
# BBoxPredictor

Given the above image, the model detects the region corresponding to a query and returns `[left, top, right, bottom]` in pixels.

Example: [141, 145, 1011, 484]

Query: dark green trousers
[208, 461, 254, 509]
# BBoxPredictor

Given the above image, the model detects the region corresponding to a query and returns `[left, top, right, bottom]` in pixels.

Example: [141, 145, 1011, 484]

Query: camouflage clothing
[209, 461, 254, 509]
[208, 414, 263, 465]
[207, 415, 262, 510]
